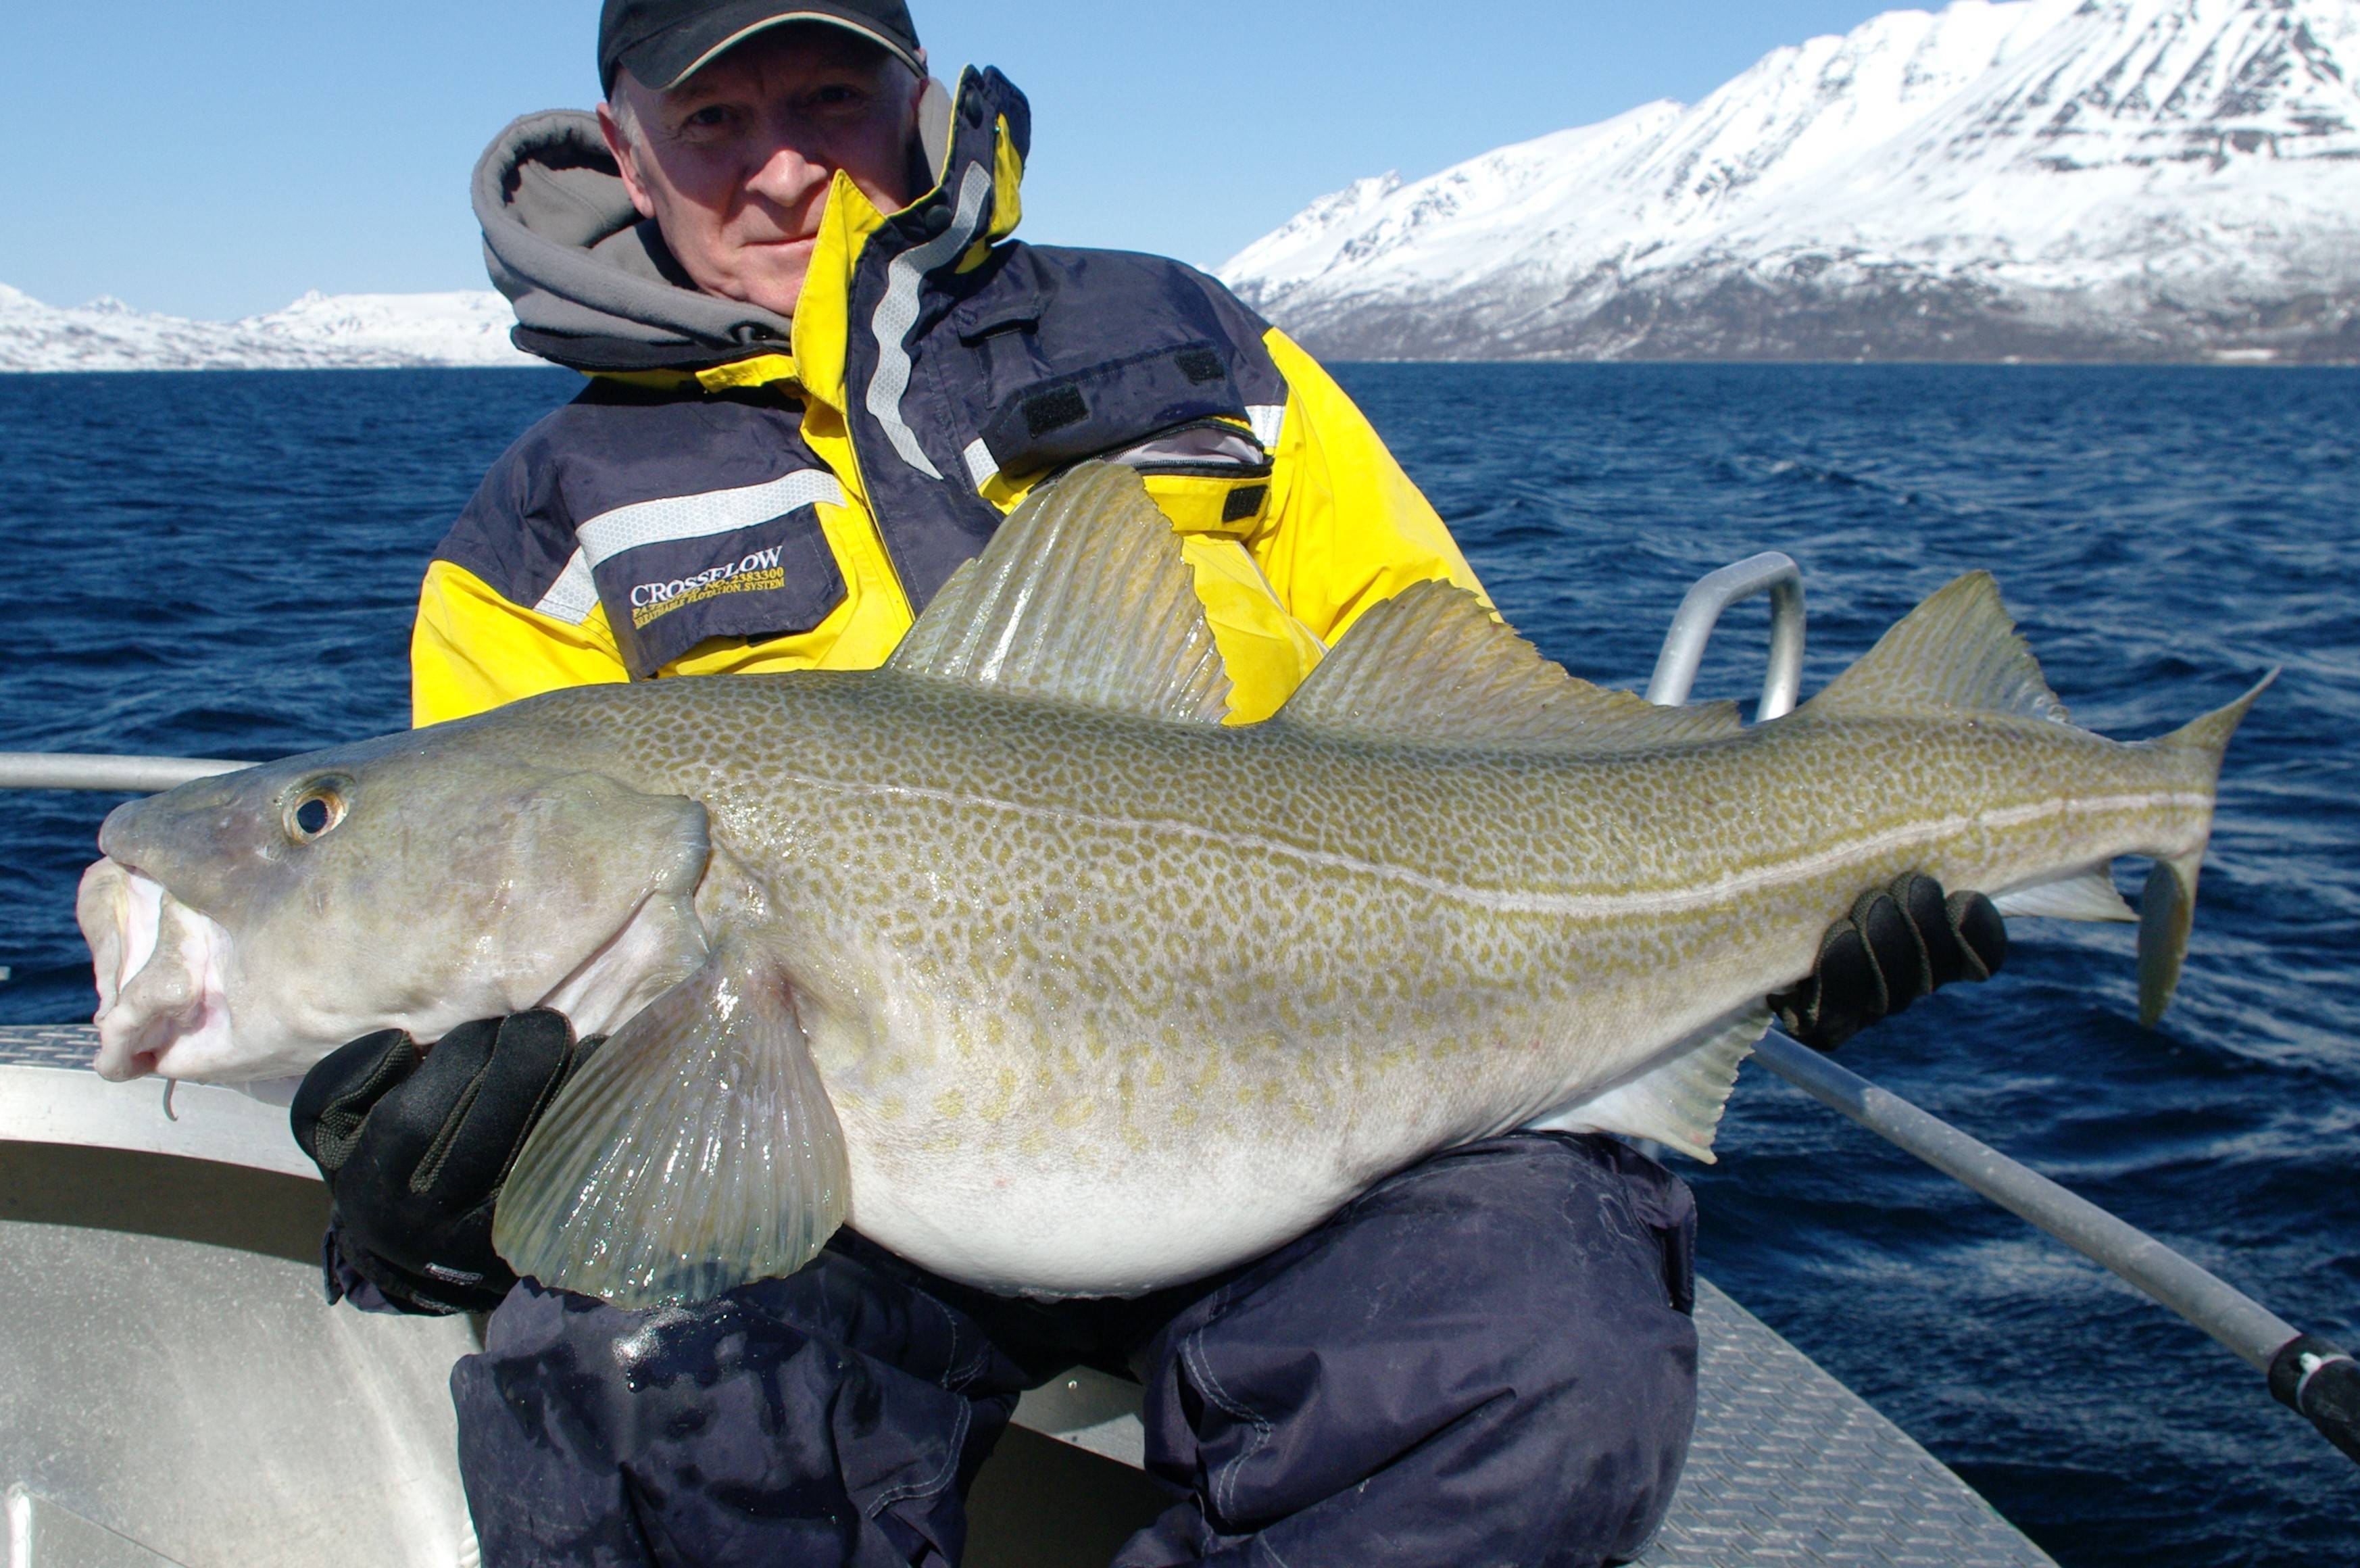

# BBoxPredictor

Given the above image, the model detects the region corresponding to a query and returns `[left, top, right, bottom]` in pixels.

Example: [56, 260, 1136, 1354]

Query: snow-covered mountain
[0, 285, 535, 372]
[1223, 0, 2360, 362]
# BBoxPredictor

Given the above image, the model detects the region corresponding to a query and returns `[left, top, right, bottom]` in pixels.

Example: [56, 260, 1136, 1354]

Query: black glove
[1772, 872, 2007, 1052]
[291, 1009, 591, 1315]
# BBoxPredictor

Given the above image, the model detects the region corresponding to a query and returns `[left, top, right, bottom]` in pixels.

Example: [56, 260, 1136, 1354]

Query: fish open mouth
[77, 856, 236, 1082]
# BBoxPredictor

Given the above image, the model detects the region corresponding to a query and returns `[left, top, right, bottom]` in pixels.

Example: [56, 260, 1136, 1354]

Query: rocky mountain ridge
[1221, 0, 2360, 362]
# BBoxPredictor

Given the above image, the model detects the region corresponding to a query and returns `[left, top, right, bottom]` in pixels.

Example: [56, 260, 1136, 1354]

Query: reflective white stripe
[530, 471, 846, 627]
[533, 551, 599, 626]
[1247, 403, 1285, 449]
[962, 437, 1000, 491]
[576, 471, 846, 567]
[865, 164, 995, 479]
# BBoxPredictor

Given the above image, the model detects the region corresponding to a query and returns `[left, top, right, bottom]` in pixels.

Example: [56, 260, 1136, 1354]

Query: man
[293, 4, 2006, 1564]
[409, 2, 1470, 729]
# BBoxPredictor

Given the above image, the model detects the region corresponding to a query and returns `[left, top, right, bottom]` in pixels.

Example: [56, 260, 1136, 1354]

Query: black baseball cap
[599, 0, 923, 96]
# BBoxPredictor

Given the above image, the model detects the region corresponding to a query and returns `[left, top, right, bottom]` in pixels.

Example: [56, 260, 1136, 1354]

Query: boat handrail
[0, 753, 250, 791]
[1645, 550, 1806, 718]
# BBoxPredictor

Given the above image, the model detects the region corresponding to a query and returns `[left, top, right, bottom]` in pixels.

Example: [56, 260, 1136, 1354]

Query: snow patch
[0, 285, 537, 372]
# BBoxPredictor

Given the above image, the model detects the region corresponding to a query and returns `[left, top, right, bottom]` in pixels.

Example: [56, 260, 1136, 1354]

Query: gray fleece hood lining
[473, 109, 797, 353]
[474, 77, 963, 364]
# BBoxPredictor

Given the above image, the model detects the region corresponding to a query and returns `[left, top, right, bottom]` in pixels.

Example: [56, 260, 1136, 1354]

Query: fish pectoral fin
[1993, 865, 2137, 923]
[1523, 1004, 1768, 1163]
[492, 935, 847, 1308]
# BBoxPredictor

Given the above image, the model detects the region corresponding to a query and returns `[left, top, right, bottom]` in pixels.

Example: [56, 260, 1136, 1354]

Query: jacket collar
[792, 66, 1031, 409]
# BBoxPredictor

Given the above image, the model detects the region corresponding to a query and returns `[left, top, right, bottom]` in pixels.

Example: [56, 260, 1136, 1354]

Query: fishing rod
[1753, 1027, 2360, 1465]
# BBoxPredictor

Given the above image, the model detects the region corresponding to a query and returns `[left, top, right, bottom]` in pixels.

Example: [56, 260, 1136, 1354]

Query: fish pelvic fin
[1279, 579, 1742, 752]
[887, 461, 1231, 725]
[1804, 572, 2071, 723]
[1523, 1004, 1769, 1162]
[492, 934, 848, 1308]
[2136, 670, 2278, 1027]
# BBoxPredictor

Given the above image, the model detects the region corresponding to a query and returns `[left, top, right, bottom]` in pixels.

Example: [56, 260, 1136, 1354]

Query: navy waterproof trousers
[451, 1133, 1699, 1567]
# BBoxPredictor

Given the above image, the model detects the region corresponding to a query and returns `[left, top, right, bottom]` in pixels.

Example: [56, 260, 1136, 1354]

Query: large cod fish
[76, 465, 2264, 1308]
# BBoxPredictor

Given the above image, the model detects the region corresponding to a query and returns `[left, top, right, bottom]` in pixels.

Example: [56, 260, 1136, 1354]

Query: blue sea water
[1, 363, 2354, 1565]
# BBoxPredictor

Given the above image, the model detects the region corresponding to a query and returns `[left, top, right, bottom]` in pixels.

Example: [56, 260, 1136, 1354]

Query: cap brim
[629, 6, 923, 93]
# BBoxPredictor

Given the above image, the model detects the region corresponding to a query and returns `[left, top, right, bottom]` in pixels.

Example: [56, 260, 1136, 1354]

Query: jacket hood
[474, 70, 1003, 374]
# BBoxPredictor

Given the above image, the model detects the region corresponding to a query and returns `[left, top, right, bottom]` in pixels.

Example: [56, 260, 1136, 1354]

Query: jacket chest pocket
[580, 471, 850, 679]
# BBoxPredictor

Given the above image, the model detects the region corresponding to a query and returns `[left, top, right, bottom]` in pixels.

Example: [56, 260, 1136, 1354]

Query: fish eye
[282, 777, 352, 843]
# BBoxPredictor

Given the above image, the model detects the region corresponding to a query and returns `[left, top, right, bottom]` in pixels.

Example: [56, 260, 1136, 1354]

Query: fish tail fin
[492, 935, 848, 1308]
[2136, 670, 2277, 1026]
[2154, 670, 2276, 776]
[1809, 574, 2274, 1027]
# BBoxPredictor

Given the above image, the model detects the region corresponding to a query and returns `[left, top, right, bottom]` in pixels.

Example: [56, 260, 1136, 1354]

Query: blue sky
[4, 1, 1904, 320]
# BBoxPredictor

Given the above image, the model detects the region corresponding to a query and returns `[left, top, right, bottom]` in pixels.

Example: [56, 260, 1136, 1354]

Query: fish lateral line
[759, 766, 2219, 920]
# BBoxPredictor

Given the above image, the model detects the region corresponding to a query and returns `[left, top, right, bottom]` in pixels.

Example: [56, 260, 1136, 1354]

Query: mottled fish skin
[78, 468, 2261, 1300]
[403, 665, 2229, 1293]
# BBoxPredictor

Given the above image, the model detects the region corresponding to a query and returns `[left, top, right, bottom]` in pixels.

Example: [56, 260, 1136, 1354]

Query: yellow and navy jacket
[418, 68, 1483, 729]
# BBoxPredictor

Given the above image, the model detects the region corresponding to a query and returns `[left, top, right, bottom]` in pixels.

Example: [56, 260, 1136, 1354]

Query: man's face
[601, 26, 924, 318]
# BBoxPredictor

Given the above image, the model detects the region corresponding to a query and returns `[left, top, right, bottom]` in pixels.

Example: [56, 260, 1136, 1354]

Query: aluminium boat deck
[0, 1025, 2050, 1567]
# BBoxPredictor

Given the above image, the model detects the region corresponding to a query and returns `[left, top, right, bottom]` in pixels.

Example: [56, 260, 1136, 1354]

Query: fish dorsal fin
[888, 461, 1230, 724]
[1279, 579, 1742, 750]
[1805, 572, 2069, 723]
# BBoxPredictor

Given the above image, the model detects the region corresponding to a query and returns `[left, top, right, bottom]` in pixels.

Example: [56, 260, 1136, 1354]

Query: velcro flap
[981, 342, 1250, 481]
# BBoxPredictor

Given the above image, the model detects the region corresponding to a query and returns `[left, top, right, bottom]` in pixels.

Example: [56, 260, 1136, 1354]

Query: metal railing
[3, 556, 2353, 1467]
[0, 753, 249, 792]
[1645, 551, 1806, 718]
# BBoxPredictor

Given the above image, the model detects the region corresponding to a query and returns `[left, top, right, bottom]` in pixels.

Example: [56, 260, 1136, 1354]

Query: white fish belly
[806, 955, 1694, 1296]
[838, 1123, 1363, 1296]
[824, 973, 1736, 1295]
